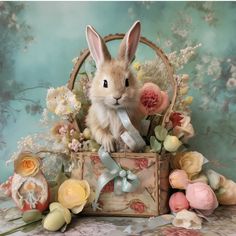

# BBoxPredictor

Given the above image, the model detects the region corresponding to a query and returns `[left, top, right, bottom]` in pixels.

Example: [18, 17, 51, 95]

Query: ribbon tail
[98, 147, 120, 171]
[114, 177, 123, 196]
[121, 178, 140, 193]
[93, 171, 117, 211]
[117, 108, 146, 151]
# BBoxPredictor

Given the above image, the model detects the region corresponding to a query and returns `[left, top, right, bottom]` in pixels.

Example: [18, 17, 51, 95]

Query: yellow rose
[58, 179, 90, 214]
[163, 135, 182, 152]
[172, 151, 204, 179]
[14, 153, 40, 177]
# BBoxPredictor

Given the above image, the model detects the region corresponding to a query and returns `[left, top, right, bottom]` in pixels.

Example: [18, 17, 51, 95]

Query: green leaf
[154, 125, 168, 141]
[0, 220, 41, 236]
[150, 136, 162, 152]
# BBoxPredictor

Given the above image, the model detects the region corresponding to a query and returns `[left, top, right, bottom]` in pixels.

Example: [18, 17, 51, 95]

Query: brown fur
[86, 21, 142, 152]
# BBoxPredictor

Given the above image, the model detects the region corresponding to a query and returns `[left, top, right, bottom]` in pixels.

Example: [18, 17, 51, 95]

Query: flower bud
[183, 96, 193, 105]
[83, 128, 91, 140]
[163, 135, 182, 152]
[182, 74, 189, 82]
[43, 202, 71, 231]
[169, 192, 189, 213]
[169, 169, 189, 189]
[186, 182, 218, 215]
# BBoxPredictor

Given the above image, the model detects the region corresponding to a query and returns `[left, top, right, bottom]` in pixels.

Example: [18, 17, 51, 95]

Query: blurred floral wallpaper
[0, 1, 236, 182]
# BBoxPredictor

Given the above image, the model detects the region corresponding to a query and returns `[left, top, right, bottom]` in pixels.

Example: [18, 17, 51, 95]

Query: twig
[18, 85, 48, 94]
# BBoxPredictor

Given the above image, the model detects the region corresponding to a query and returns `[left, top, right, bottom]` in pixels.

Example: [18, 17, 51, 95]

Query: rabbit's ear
[118, 21, 141, 64]
[86, 25, 111, 67]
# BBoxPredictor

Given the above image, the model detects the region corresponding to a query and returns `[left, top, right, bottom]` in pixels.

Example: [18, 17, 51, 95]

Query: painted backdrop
[0, 1, 236, 182]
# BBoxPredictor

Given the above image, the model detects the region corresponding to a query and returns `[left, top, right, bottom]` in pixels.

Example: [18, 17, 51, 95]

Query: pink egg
[169, 192, 190, 213]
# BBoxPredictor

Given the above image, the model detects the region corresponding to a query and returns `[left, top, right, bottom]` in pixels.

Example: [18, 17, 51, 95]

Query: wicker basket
[67, 34, 177, 217]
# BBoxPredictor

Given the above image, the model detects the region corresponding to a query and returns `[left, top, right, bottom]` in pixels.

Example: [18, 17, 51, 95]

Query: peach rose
[172, 152, 204, 179]
[14, 153, 40, 177]
[139, 82, 169, 115]
[169, 169, 189, 189]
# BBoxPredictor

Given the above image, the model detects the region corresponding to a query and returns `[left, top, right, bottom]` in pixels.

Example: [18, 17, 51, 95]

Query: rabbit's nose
[113, 96, 122, 101]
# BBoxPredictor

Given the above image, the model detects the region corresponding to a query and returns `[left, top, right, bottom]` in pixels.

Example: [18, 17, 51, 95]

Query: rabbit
[85, 21, 142, 152]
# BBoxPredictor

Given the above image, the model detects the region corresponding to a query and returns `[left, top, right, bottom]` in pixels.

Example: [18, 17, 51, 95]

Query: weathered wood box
[71, 152, 170, 217]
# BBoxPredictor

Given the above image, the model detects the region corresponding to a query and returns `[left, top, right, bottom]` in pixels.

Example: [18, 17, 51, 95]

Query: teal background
[0, 1, 236, 182]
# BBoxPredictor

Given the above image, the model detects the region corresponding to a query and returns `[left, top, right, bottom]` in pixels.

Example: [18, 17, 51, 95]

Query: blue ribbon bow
[92, 147, 140, 211]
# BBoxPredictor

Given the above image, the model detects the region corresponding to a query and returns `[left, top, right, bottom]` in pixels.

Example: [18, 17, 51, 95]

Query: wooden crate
[71, 152, 170, 217]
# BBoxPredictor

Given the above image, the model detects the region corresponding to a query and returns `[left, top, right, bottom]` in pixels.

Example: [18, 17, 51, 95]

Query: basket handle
[67, 34, 177, 125]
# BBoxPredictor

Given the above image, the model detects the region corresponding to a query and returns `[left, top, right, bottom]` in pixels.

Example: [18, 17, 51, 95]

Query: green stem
[0, 219, 41, 236]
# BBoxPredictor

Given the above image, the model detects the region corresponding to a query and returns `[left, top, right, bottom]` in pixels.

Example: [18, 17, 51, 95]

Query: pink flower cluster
[169, 170, 218, 216]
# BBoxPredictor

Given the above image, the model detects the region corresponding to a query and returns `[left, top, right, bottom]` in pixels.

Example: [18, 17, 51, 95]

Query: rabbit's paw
[102, 134, 115, 153]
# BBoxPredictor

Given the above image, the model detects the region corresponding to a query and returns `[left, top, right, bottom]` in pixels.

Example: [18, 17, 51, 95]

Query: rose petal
[155, 91, 169, 113]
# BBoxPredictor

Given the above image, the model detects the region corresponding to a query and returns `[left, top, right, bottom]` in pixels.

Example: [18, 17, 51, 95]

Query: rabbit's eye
[103, 80, 108, 88]
[125, 78, 129, 87]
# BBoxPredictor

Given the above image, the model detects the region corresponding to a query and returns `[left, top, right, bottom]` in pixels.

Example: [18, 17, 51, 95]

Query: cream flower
[46, 86, 81, 116]
[163, 135, 182, 152]
[173, 115, 194, 143]
[207, 169, 236, 205]
[172, 209, 202, 229]
[172, 151, 204, 179]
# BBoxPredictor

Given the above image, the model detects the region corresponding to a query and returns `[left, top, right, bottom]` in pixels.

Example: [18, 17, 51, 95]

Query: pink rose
[135, 158, 148, 170]
[130, 200, 146, 213]
[139, 83, 169, 115]
[169, 192, 190, 213]
[186, 182, 218, 215]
